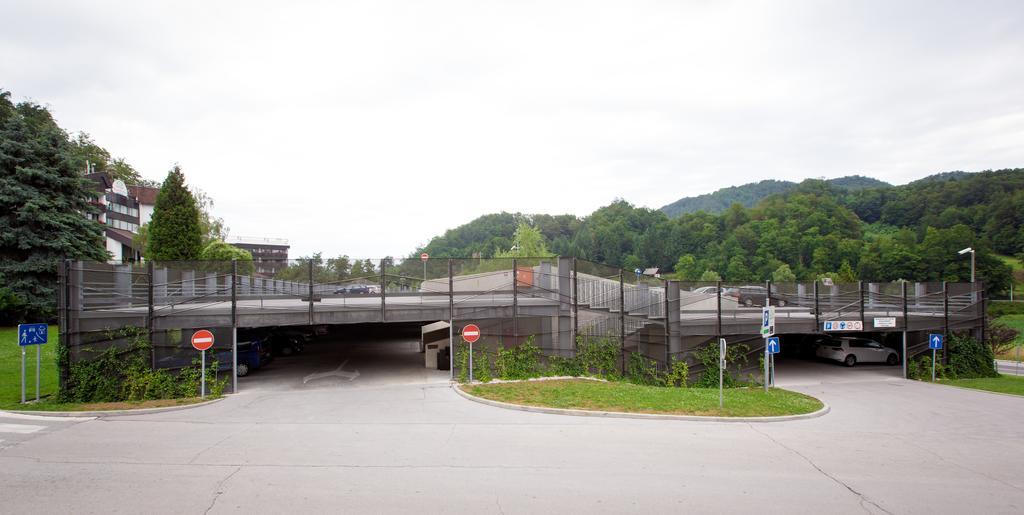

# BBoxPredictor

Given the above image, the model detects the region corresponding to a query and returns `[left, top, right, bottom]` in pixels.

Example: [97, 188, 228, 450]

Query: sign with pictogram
[191, 329, 215, 351]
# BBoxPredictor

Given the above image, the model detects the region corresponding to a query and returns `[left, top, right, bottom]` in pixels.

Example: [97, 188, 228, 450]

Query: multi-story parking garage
[57, 257, 986, 392]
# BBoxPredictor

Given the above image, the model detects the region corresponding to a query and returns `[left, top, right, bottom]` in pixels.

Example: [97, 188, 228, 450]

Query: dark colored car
[723, 286, 788, 307]
[156, 330, 272, 377]
[269, 328, 310, 356]
[334, 284, 371, 294]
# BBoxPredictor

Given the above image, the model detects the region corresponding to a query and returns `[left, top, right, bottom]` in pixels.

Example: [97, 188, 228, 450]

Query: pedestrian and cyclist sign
[18, 323, 47, 346]
[17, 323, 48, 403]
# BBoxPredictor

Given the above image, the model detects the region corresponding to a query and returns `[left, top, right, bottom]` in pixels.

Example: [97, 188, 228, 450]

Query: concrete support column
[114, 264, 131, 305]
[153, 267, 168, 302]
[868, 283, 880, 309]
[182, 270, 195, 298]
[555, 257, 573, 356]
[666, 280, 682, 363]
[206, 273, 217, 297]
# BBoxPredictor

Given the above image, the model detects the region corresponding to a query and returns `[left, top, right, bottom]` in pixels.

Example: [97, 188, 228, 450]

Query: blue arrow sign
[928, 333, 943, 350]
[766, 337, 780, 354]
[18, 323, 48, 346]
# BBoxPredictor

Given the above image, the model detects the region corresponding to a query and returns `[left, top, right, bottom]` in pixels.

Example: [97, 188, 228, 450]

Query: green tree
[495, 222, 555, 258]
[198, 240, 254, 274]
[771, 264, 797, 283]
[673, 254, 702, 281]
[147, 166, 203, 261]
[0, 91, 109, 321]
[699, 270, 722, 282]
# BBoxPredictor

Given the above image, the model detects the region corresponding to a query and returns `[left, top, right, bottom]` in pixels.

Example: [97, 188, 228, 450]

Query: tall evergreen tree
[147, 166, 202, 261]
[0, 91, 109, 322]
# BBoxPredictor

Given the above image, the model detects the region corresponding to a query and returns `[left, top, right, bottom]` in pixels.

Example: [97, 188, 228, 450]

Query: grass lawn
[942, 375, 1024, 396]
[7, 396, 210, 412]
[0, 325, 59, 409]
[994, 314, 1024, 362]
[463, 379, 824, 417]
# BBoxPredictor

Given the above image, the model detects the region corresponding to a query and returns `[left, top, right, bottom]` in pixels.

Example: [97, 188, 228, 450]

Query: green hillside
[660, 175, 890, 217]
[414, 169, 1024, 293]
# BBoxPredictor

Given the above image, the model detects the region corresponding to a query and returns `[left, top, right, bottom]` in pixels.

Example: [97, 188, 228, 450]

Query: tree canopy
[147, 166, 203, 261]
[0, 90, 109, 322]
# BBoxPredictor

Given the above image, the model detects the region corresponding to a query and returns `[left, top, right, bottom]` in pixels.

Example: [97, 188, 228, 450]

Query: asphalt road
[997, 359, 1024, 376]
[3, 338, 1023, 514]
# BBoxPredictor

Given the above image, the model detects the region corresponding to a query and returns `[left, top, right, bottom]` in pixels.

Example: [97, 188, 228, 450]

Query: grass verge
[994, 314, 1024, 362]
[462, 379, 823, 417]
[941, 375, 1024, 396]
[0, 325, 59, 409]
[4, 396, 212, 412]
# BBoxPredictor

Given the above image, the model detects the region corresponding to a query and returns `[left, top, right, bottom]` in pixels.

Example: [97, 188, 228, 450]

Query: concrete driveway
[2, 337, 1023, 514]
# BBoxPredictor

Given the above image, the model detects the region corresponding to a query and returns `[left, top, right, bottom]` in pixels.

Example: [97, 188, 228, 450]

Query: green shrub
[693, 341, 749, 388]
[577, 336, 620, 379]
[908, 354, 944, 380]
[547, 355, 585, 377]
[455, 344, 470, 383]
[625, 351, 663, 386]
[496, 337, 542, 380]
[473, 349, 493, 383]
[947, 333, 998, 379]
[989, 301, 1024, 317]
[663, 358, 689, 388]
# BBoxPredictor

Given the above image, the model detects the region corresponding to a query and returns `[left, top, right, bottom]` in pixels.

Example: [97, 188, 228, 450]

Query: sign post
[719, 338, 726, 408]
[462, 324, 481, 382]
[420, 253, 429, 282]
[191, 330, 215, 398]
[766, 337, 780, 388]
[761, 307, 775, 392]
[928, 333, 943, 382]
[18, 323, 48, 403]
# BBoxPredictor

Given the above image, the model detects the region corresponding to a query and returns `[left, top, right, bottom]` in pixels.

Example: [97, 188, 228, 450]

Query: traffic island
[456, 378, 828, 422]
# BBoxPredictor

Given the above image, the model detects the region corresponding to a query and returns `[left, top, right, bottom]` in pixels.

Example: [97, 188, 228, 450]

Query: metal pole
[36, 344, 40, 401]
[859, 281, 865, 328]
[512, 258, 518, 343]
[931, 347, 936, 382]
[231, 259, 238, 394]
[901, 281, 908, 379]
[813, 281, 820, 331]
[765, 282, 770, 393]
[381, 258, 387, 322]
[469, 341, 474, 383]
[147, 260, 155, 371]
[21, 347, 26, 403]
[201, 349, 206, 398]
[619, 268, 625, 375]
[572, 258, 579, 350]
[423, 260, 426, 283]
[308, 260, 314, 326]
[719, 338, 724, 409]
[448, 259, 454, 380]
[664, 281, 671, 368]
[943, 281, 949, 365]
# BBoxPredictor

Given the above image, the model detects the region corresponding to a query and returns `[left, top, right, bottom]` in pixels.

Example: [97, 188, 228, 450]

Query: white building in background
[86, 172, 159, 262]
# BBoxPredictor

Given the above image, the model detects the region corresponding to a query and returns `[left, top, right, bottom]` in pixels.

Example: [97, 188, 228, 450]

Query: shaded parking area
[236, 325, 449, 393]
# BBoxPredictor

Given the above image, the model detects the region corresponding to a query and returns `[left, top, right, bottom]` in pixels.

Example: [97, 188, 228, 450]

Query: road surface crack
[899, 437, 1024, 493]
[204, 465, 241, 514]
[189, 425, 252, 464]
[748, 424, 892, 515]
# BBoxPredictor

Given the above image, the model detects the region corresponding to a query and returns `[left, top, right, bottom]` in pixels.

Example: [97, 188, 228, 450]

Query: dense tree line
[0, 90, 110, 322]
[413, 169, 1023, 292]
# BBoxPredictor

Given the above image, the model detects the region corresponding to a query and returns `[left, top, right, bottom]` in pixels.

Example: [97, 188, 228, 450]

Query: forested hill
[659, 175, 890, 217]
[414, 169, 1024, 292]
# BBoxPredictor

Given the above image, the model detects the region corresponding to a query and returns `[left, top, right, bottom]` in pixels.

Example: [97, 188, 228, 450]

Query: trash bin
[437, 346, 451, 371]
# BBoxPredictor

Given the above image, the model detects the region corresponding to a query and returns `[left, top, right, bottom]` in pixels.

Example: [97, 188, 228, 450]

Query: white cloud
[3, 0, 1023, 258]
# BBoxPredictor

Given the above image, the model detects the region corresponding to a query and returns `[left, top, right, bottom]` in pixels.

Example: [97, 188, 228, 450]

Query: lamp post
[959, 247, 975, 302]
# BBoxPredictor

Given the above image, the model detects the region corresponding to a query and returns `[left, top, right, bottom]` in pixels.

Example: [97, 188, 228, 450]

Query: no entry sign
[420, 252, 429, 261]
[191, 329, 214, 351]
[462, 324, 481, 343]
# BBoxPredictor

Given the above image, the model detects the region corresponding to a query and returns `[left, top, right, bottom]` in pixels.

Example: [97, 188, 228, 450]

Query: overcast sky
[3, 1, 1023, 259]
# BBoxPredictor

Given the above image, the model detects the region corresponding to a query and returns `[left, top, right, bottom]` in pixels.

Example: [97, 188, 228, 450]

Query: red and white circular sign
[420, 252, 429, 262]
[462, 324, 481, 343]
[191, 329, 214, 351]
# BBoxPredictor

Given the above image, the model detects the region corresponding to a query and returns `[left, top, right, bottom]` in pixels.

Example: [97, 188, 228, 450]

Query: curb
[1, 396, 225, 418]
[453, 384, 830, 423]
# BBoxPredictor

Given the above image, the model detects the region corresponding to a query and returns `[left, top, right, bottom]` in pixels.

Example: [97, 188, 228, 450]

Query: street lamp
[958, 247, 975, 283]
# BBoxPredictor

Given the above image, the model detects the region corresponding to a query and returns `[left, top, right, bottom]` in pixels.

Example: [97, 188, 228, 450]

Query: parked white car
[815, 337, 899, 367]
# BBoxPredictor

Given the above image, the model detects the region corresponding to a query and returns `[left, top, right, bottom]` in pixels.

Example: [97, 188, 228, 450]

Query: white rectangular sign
[823, 320, 863, 331]
[873, 317, 897, 328]
[760, 307, 776, 337]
